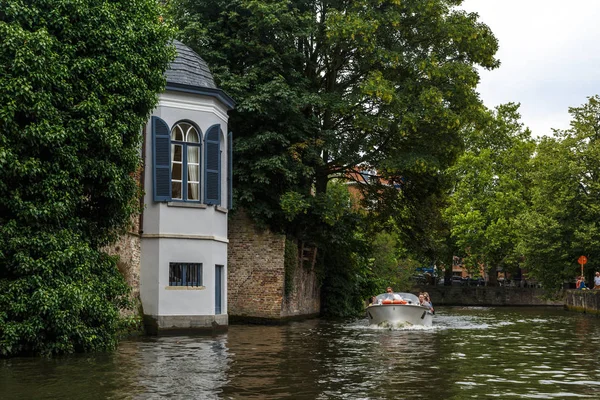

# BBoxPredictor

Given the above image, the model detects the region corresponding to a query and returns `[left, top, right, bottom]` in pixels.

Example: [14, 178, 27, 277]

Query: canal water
[2, 307, 600, 399]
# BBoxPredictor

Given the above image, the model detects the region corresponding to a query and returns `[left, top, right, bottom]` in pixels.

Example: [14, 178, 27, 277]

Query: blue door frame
[215, 265, 223, 314]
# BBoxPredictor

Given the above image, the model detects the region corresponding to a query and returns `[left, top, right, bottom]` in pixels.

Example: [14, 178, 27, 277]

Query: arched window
[171, 122, 201, 201]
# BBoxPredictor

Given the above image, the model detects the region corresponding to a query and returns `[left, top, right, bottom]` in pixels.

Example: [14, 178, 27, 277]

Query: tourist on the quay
[594, 272, 600, 290]
[576, 276, 588, 290]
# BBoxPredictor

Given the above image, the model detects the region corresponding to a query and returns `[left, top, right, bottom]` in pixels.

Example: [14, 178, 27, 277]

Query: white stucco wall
[140, 89, 230, 325]
[156, 238, 227, 316]
[140, 237, 160, 316]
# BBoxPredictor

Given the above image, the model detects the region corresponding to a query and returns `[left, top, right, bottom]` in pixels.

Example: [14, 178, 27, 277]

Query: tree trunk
[315, 164, 328, 195]
[487, 264, 498, 286]
[444, 265, 452, 286]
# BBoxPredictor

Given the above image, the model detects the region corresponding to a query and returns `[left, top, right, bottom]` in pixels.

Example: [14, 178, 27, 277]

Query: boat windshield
[374, 292, 420, 305]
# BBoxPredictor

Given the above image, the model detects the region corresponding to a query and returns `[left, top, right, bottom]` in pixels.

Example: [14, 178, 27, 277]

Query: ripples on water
[2, 307, 600, 399]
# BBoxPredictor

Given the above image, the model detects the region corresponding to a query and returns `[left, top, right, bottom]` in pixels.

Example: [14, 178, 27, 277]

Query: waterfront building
[139, 40, 235, 332]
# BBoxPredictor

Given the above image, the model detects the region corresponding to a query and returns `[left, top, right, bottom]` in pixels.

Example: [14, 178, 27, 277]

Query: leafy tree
[519, 96, 600, 290]
[170, 0, 499, 314]
[0, 0, 174, 356]
[369, 229, 421, 292]
[444, 104, 535, 285]
[170, 0, 499, 232]
[282, 180, 375, 316]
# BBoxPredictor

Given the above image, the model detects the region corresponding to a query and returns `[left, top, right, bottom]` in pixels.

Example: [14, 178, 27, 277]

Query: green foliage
[170, 0, 499, 232]
[319, 213, 372, 318]
[371, 231, 399, 281]
[444, 104, 535, 283]
[518, 96, 600, 290]
[169, 0, 499, 313]
[0, 0, 174, 356]
[294, 181, 372, 317]
[284, 238, 298, 297]
[0, 229, 133, 355]
[369, 230, 420, 292]
[280, 191, 311, 222]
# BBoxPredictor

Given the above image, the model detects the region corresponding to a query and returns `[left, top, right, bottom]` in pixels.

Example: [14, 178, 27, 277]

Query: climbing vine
[0, 0, 174, 356]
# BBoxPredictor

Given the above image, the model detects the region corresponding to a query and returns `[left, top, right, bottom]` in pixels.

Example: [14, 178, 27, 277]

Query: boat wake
[350, 307, 523, 332]
[349, 319, 435, 331]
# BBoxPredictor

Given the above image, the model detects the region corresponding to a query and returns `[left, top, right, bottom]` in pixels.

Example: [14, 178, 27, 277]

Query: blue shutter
[227, 131, 233, 209]
[152, 116, 171, 201]
[204, 124, 221, 205]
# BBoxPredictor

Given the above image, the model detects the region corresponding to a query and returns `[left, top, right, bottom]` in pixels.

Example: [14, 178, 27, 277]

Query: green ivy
[0, 0, 175, 356]
[283, 238, 298, 298]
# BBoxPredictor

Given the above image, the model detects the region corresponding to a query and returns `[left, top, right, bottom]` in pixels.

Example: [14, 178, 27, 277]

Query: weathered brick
[228, 210, 320, 319]
[104, 213, 141, 317]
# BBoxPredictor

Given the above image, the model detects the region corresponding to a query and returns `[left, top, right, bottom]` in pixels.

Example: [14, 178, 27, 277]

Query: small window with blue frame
[169, 262, 203, 287]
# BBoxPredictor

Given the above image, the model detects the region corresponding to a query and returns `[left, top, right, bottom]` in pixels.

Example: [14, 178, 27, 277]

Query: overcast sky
[460, 0, 600, 138]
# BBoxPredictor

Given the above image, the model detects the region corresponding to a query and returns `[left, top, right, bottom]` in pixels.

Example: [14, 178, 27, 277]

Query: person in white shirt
[594, 272, 600, 289]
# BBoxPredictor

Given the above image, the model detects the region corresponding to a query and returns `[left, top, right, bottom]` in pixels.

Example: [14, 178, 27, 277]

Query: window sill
[165, 286, 206, 291]
[167, 202, 207, 209]
[216, 206, 228, 214]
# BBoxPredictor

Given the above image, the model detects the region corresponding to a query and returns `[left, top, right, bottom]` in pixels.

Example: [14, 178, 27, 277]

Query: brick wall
[228, 210, 321, 320]
[281, 248, 321, 317]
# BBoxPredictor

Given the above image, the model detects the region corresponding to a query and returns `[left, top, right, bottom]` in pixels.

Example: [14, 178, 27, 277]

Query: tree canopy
[169, 0, 500, 316]
[0, 0, 174, 356]
[171, 0, 499, 234]
[444, 103, 535, 284]
[518, 96, 600, 290]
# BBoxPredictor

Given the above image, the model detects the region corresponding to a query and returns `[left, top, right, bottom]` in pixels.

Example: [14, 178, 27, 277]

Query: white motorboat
[366, 292, 433, 327]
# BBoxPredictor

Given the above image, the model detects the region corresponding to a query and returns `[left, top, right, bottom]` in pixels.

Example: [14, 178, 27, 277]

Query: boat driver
[386, 287, 401, 301]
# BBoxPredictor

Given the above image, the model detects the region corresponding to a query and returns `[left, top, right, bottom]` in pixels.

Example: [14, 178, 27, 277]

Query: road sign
[579, 255, 588, 278]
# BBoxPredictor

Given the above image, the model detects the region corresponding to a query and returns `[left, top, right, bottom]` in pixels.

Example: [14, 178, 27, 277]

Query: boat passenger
[424, 292, 433, 308]
[423, 292, 435, 313]
[419, 294, 434, 312]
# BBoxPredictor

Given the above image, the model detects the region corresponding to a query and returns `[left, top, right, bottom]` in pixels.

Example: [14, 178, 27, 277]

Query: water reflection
[2, 307, 600, 399]
[128, 335, 230, 399]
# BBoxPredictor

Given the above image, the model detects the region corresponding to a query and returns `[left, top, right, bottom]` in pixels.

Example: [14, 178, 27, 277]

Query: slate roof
[165, 40, 217, 89]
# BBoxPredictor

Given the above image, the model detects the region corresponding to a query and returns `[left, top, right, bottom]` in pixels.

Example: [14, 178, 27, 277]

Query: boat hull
[366, 304, 433, 327]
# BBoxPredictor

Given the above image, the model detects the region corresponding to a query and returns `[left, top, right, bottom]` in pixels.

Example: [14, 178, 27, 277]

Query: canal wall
[104, 214, 142, 319]
[564, 290, 600, 315]
[415, 286, 563, 306]
[227, 210, 321, 322]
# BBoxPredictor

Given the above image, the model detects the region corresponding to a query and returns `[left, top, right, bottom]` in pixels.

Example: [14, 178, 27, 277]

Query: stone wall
[414, 286, 563, 306]
[104, 213, 142, 316]
[281, 245, 321, 318]
[228, 210, 321, 321]
[565, 290, 600, 315]
[104, 169, 143, 303]
[105, 231, 141, 299]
